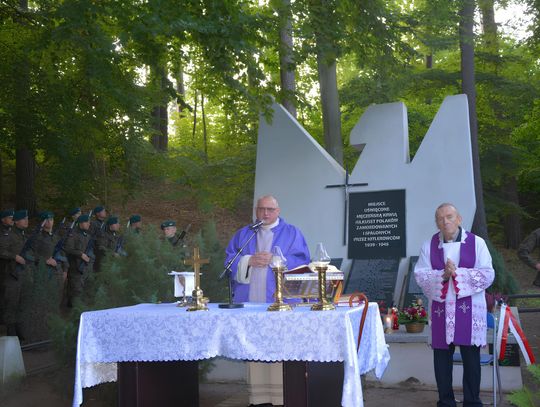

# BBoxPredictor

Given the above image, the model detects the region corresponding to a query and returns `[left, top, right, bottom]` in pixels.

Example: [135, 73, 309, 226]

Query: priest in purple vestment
[414, 203, 495, 407]
[225, 195, 310, 407]
[225, 195, 310, 303]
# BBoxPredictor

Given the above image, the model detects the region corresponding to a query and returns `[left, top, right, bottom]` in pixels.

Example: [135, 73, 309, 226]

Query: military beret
[160, 220, 176, 229]
[69, 207, 81, 216]
[78, 214, 90, 223]
[0, 209, 14, 219]
[129, 214, 141, 224]
[106, 216, 119, 226]
[13, 209, 28, 221]
[94, 205, 105, 214]
[39, 211, 54, 220]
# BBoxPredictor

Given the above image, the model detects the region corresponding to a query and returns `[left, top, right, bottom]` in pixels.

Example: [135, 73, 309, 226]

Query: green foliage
[49, 226, 185, 362]
[48, 221, 227, 376]
[485, 239, 519, 295]
[20, 263, 63, 342]
[507, 364, 540, 407]
[193, 220, 229, 303]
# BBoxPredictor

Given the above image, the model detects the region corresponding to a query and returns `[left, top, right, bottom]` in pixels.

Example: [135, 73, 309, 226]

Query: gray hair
[435, 202, 459, 219]
[256, 195, 279, 208]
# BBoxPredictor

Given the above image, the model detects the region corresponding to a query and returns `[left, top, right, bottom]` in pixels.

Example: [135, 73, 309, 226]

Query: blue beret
[129, 214, 141, 223]
[78, 214, 90, 223]
[0, 209, 14, 219]
[160, 220, 176, 229]
[13, 210, 28, 221]
[93, 205, 105, 214]
[39, 211, 54, 221]
[69, 207, 81, 216]
[106, 216, 119, 226]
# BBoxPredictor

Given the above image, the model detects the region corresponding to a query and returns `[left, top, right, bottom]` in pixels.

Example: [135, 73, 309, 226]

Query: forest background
[1, 1, 540, 294]
[3, 0, 540, 248]
[1, 1, 540, 405]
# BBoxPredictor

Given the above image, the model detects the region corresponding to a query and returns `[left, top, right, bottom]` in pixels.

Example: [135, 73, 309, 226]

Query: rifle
[170, 223, 191, 247]
[115, 235, 127, 257]
[77, 218, 100, 274]
[53, 217, 66, 234]
[78, 233, 96, 273]
[15, 220, 45, 274]
[52, 220, 76, 266]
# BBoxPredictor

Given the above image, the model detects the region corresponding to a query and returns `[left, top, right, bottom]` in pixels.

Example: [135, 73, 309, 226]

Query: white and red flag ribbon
[496, 304, 536, 365]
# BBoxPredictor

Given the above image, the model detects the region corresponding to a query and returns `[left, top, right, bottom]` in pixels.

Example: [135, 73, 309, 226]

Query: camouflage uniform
[64, 227, 92, 305]
[96, 228, 122, 271]
[0, 222, 12, 325]
[89, 219, 105, 272]
[0, 226, 32, 334]
[32, 229, 65, 298]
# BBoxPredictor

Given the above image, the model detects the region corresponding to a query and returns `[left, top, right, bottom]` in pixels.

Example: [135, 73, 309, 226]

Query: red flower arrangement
[398, 299, 428, 324]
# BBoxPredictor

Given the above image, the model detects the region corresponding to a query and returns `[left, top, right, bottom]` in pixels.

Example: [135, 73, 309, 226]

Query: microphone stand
[218, 226, 260, 309]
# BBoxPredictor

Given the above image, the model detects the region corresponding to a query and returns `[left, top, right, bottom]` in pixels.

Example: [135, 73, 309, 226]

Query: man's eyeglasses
[256, 207, 278, 213]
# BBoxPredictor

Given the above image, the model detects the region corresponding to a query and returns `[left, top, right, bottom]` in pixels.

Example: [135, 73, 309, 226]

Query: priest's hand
[443, 258, 457, 281]
[248, 252, 272, 268]
[81, 253, 90, 263]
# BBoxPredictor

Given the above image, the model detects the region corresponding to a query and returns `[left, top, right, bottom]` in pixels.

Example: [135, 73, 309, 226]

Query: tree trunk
[479, 0, 521, 244]
[14, 0, 36, 215]
[478, 0, 497, 53]
[192, 91, 198, 147]
[150, 67, 168, 151]
[316, 51, 343, 165]
[277, 0, 297, 118]
[201, 93, 208, 164]
[176, 64, 186, 115]
[459, 0, 488, 239]
[0, 152, 3, 207]
[15, 148, 36, 214]
[503, 177, 522, 248]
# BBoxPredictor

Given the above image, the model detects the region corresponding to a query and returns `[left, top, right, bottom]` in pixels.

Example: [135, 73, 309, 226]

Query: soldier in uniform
[89, 206, 107, 272]
[0, 209, 14, 328]
[96, 216, 124, 265]
[32, 211, 65, 298]
[161, 220, 187, 247]
[0, 210, 32, 338]
[64, 214, 92, 307]
[128, 214, 142, 234]
[89, 205, 107, 237]
[58, 207, 81, 238]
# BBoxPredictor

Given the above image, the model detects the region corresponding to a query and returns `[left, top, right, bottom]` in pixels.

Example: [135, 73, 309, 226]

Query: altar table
[73, 302, 389, 407]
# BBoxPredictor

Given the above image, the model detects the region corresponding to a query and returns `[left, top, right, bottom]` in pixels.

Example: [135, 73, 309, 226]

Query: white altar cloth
[74, 302, 389, 407]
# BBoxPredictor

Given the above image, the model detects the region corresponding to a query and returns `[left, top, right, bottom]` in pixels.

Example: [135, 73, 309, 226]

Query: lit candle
[385, 316, 392, 330]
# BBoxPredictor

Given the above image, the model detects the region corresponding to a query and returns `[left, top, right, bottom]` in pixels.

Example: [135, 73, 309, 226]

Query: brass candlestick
[267, 266, 292, 312]
[185, 247, 210, 312]
[311, 263, 335, 311]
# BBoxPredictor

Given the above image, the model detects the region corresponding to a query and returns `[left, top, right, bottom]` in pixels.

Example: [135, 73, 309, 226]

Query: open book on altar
[282, 263, 344, 302]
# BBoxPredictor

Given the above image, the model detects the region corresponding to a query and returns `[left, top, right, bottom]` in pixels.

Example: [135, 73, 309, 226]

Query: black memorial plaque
[401, 256, 428, 308]
[343, 258, 400, 308]
[348, 190, 406, 259]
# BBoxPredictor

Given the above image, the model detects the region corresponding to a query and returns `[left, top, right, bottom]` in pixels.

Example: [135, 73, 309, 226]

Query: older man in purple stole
[225, 195, 310, 407]
[414, 203, 494, 407]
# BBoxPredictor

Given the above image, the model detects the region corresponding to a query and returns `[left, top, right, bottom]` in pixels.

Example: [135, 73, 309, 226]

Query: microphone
[248, 220, 264, 230]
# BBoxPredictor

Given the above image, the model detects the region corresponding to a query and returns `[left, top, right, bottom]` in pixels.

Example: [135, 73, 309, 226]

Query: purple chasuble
[225, 218, 310, 303]
[429, 232, 476, 349]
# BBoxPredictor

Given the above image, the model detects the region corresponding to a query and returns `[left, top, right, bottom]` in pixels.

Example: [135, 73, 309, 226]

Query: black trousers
[433, 344, 482, 407]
